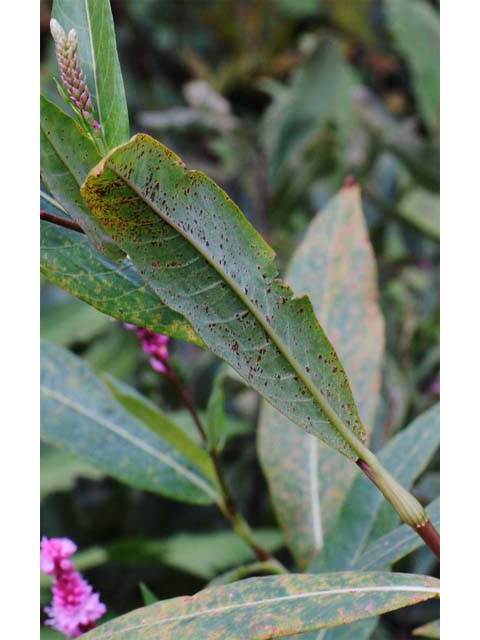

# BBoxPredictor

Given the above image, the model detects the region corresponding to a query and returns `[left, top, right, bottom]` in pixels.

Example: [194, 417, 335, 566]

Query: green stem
[165, 369, 278, 564]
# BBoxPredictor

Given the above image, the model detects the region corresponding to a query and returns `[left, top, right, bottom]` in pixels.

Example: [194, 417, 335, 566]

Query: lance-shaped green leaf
[104, 375, 215, 482]
[52, 0, 129, 150]
[386, 0, 439, 135]
[83, 572, 439, 640]
[413, 619, 440, 638]
[40, 95, 122, 260]
[40, 220, 203, 346]
[41, 341, 219, 504]
[309, 404, 439, 573]
[258, 185, 384, 568]
[356, 498, 440, 571]
[81, 134, 366, 463]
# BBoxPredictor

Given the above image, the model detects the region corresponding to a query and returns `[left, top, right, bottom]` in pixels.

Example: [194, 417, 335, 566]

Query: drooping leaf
[397, 188, 440, 241]
[83, 572, 439, 640]
[40, 341, 219, 504]
[309, 404, 439, 573]
[386, 0, 440, 135]
[356, 498, 440, 571]
[413, 619, 440, 638]
[81, 133, 367, 463]
[52, 0, 129, 149]
[40, 220, 203, 346]
[40, 95, 122, 260]
[258, 185, 384, 567]
[104, 375, 215, 482]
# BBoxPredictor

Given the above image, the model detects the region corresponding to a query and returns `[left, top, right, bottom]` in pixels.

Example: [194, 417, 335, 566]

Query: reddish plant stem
[356, 459, 440, 560]
[40, 210, 85, 234]
[164, 368, 272, 562]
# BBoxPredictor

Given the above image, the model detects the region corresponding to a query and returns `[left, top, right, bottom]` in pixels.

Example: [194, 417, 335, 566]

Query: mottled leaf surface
[40, 220, 203, 345]
[309, 404, 439, 573]
[258, 185, 384, 567]
[40, 95, 122, 260]
[52, 0, 129, 149]
[41, 341, 219, 504]
[81, 134, 366, 460]
[84, 573, 439, 640]
[356, 498, 440, 571]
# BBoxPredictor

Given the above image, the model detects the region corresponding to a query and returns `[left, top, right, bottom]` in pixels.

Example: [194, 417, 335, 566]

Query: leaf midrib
[41, 383, 218, 501]
[105, 156, 363, 460]
[102, 583, 439, 636]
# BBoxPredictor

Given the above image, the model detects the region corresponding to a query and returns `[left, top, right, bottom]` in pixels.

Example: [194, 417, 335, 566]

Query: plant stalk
[165, 369, 276, 563]
[40, 210, 85, 234]
[356, 459, 440, 559]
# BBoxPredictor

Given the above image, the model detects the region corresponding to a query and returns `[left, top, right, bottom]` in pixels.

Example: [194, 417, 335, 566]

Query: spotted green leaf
[40, 220, 203, 346]
[258, 185, 384, 568]
[413, 619, 440, 638]
[40, 95, 122, 260]
[104, 375, 215, 482]
[83, 572, 439, 639]
[309, 404, 439, 573]
[356, 498, 440, 571]
[40, 341, 219, 504]
[52, 0, 129, 150]
[386, 0, 439, 135]
[81, 133, 366, 461]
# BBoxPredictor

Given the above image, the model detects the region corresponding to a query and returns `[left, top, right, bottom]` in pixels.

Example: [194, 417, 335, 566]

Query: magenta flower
[124, 324, 171, 374]
[41, 537, 106, 638]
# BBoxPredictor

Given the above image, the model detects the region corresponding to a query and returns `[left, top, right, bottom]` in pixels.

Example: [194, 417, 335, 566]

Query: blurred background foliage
[40, 1, 439, 637]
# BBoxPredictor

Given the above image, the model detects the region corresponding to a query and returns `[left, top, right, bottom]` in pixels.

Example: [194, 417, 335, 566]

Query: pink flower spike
[41, 537, 77, 576]
[41, 537, 106, 637]
[92, 120, 101, 130]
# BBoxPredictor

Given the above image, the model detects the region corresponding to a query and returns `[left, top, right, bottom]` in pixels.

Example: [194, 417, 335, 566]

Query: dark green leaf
[386, 0, 439, 135]
[81, 134, 367, 464]
[40, 220, 203, 346]
[259, 185, 384, 567]
[83, 572, 439, 639]
[40, 95, 122, 260]
[41, 341, 219, 504]
[52, 0, 129, 149]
